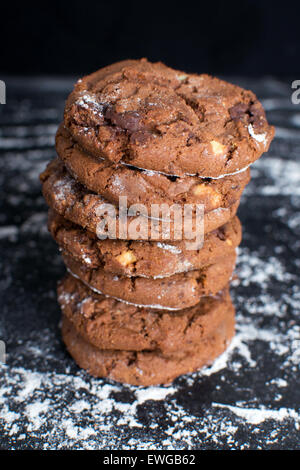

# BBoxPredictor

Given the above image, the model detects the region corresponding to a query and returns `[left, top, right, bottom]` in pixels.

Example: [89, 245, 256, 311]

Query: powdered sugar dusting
[81, 253, 92, 265]
[76, 92, 105, 118]
[53, 176, 76, 201]
[1, 244, 299, 449]
[156, 242, 182, 254]
[248, 124, 268, 146]
[212, 403, 300, 426]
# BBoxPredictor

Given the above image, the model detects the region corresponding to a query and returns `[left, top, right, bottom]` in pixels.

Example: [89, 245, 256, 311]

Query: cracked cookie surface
[64, 58, 274, 178]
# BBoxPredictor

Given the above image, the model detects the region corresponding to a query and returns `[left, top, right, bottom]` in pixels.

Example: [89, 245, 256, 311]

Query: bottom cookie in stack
[58, 275, 235, 386]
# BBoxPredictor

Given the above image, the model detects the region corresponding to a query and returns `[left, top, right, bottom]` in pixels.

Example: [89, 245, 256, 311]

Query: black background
[1, 0, 300, 451]
[2, 0, 300, 77]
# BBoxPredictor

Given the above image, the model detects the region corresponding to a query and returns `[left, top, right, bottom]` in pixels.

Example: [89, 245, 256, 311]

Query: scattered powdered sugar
[57, 290, 76, 308]
[248, 124, 268, 146]
[81, 253, 92, 265]
[212, 404, 300, 426]
[156, 242, 182, 254]
[0, 226, 18, 241]
[134, 387, 177, 404]
[1, 244, 299, 449]
[76, 92, 105, 118]
[111, 174, 127, 193]
[249, 157, 300, 196]
[52, 176, 76, 201]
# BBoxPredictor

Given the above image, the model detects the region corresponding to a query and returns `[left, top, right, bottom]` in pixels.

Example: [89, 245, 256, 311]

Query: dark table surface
[0, 76, 299, 450]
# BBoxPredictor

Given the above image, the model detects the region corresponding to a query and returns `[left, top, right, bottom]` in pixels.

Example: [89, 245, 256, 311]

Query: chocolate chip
[229, 101, 264, 128]
[105, 107, 142, 133]
[229, 103, 248, 120]
[217, 228, 226, 241]
[248, 103, 264, 128]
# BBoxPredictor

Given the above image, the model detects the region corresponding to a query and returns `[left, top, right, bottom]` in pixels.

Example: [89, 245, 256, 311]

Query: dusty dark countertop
[0, 77, 299, 450]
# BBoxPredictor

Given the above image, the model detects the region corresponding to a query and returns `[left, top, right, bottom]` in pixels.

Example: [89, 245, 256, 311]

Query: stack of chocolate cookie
[40, 59, 274, 385]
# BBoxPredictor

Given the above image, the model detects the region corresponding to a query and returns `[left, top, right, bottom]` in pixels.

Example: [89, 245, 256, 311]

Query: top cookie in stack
[62, 59, 273, 178]
[40, 59, 274, 385]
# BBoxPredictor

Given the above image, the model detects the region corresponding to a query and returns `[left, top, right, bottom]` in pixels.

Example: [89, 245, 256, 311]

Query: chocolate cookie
[58, 274, 234, 353]
[56, 124, 251, 212]
[49, 209, 241, 278]
[62, 251, 237, 309]
[61, 313, 235, 385]
[64, 58, 274, 178]
[40, 159, 241, 240]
